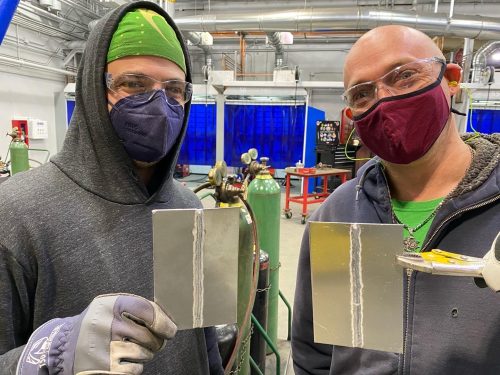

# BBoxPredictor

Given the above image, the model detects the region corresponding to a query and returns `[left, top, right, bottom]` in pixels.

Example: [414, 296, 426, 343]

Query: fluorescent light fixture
[491, 52, 500, 61]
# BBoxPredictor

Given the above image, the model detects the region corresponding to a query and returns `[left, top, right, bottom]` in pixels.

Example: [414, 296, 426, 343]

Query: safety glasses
[105, 73, 193, 106]
[342, 57, 446, 114]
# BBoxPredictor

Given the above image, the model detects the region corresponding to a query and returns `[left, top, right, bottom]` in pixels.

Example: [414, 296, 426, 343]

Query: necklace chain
[391, 145, 476, 252]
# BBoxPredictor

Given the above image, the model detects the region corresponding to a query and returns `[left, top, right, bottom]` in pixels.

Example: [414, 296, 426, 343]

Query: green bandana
[107, 8, 186, 73]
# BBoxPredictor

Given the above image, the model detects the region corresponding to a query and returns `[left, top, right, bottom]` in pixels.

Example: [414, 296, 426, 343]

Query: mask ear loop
[344, 127, 372, 162]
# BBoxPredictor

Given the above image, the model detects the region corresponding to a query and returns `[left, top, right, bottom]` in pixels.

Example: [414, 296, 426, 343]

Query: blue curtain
[178, 103, 216, 165]
[224, 104, 306, 169]
[304, 107, 326, 168]
[467, 109, 500, 134]
[66, 100, 75, 127]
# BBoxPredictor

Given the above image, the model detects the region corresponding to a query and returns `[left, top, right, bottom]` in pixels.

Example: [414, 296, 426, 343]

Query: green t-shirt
[392, 197, 444, 252]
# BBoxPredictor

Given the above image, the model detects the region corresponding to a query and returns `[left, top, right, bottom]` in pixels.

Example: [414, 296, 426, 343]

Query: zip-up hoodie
[292, 134, 500, 374]
[0, 2, 215, 374]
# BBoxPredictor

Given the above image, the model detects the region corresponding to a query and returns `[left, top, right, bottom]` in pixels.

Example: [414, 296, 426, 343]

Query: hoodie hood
[51, 1, 192, 205]
[354, 133, 500, 223]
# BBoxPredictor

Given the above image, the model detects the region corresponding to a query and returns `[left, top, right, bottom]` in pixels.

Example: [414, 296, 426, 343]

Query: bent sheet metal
[309, 222, 404, 353]
[153, 207, 240, 330]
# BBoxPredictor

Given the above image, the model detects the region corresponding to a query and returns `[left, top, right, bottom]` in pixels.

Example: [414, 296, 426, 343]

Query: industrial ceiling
[2, 0, 500, 77]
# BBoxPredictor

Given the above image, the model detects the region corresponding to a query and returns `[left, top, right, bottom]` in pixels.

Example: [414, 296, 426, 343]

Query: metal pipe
[449, 0, 454, 18]
[266, 32, 283, 55]
[166, 0, 175, 17]
[266, 32, 284, 68]
[185, 31, 213, 68]
[58, 0, 100, 19]
[175, 7, 500, 39]
[17, 2, 88, 32]
[12, 14, 86, 40]
[472, 41, 500, 83]
[179, 0, 450, 12]
[0, 55, 77, 76]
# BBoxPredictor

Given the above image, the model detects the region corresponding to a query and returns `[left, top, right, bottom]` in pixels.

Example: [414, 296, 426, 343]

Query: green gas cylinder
[9, 137, 29, 175]
[247, 159, 281, 353]
[219, 201, 254, 374]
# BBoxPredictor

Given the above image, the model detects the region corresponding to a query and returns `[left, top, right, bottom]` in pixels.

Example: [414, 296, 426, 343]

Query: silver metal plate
[309, 222, 404, 353]
[153, 207, 240, 330]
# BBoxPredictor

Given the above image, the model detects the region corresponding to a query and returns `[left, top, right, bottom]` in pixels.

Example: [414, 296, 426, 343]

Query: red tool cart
[283, 167, 351, 224]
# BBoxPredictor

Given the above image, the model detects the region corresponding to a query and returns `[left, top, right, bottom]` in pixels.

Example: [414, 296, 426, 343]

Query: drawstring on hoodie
[355, 163, 377, 202]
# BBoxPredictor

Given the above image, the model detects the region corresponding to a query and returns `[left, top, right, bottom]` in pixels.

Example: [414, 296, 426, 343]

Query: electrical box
[11, 118, 29, 146]
[29, 119, 49, 139]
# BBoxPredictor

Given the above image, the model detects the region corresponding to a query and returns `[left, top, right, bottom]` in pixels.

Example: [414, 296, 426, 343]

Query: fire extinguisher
[7, 127, 29, 175]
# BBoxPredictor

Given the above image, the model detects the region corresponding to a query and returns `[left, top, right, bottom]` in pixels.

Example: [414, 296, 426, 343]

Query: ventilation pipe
[267, 32, 284, 68]
[472, 41, 500, 83]
[0, 0, 20, 45]
[175, 8, 500, 40]
[185, 31, 213, 69]
[165, 0, 175, 17]
[0, 55, 77, 76]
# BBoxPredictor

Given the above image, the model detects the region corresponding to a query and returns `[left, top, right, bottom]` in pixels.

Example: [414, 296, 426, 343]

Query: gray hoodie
[0, 2, 212, 374]
[292, 134, 500, 374]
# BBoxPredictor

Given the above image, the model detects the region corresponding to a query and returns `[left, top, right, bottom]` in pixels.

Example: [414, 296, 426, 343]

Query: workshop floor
[184, 176, 321, 374]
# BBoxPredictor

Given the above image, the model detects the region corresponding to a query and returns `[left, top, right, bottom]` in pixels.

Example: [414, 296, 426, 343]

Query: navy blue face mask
[109, 90, 184, 163]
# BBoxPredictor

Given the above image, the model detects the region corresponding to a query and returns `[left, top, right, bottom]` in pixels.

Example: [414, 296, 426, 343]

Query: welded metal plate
[310, 222, 404, 353]
[153, 207, 239, 330]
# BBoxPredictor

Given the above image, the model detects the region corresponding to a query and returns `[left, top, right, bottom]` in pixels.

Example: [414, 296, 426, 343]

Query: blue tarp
[467, 109, 500, 134]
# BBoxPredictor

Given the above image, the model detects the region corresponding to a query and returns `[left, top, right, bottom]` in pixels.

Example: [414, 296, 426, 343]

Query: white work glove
[482, 231, 500, 292]
[16, 293, 177, 375]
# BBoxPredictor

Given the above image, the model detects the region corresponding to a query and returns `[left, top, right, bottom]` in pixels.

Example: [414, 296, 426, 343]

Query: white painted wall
[0, 70, 65, 164]
[0, 20, 68, 166]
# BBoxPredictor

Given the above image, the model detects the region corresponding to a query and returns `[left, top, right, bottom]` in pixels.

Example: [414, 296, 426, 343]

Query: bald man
[292, 25, 500, 374]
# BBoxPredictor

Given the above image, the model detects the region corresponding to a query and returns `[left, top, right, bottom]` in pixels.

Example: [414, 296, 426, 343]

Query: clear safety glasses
[342, 57, 446, 114]
[105, 73, 193, 106]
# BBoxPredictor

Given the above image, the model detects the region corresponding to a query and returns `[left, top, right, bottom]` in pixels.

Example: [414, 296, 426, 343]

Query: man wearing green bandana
[0, 3, 222, 375]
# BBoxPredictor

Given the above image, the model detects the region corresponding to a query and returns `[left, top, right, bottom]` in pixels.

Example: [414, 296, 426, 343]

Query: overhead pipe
[17, 2, 88, 32]
[12, 13, 86, 40]
[179, 0, 485, 12]
[266, 32, 284, 68]
[0, 55, 77, 76]
[472, 41, 500, 83]
[175, 7, 500, 39]
[185, 31, 213, 68]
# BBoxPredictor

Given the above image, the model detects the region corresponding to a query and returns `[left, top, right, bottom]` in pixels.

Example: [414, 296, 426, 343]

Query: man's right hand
[16, 293, 177, 375]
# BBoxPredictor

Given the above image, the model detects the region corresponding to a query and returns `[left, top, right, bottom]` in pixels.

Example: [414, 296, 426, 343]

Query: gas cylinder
[8, 129, 29, 175]
[202, 162, 255, 374]
[247, 157, 281, 352]
[219, 200, 254, 374]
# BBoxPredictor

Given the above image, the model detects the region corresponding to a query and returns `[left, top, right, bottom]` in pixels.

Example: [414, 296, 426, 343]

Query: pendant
[403, 235, 420, 252]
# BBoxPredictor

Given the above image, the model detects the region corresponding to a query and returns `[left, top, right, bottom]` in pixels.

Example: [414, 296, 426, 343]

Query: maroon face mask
[353, 81, 450, 164]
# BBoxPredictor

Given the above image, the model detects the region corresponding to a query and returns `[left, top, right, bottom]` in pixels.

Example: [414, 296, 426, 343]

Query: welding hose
[223, 194, 260, 374]
[193, 182, 212, 194]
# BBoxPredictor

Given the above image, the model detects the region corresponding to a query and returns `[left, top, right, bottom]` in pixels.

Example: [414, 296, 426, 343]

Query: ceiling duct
[185, 31, 213, 68]
[175, 7, 500, 40]
[472, 40, 500, 83]
[266, 32, 284, 68]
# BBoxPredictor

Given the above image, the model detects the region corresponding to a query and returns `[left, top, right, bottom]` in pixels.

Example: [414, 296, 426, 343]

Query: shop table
[284, 167, 351, 224]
